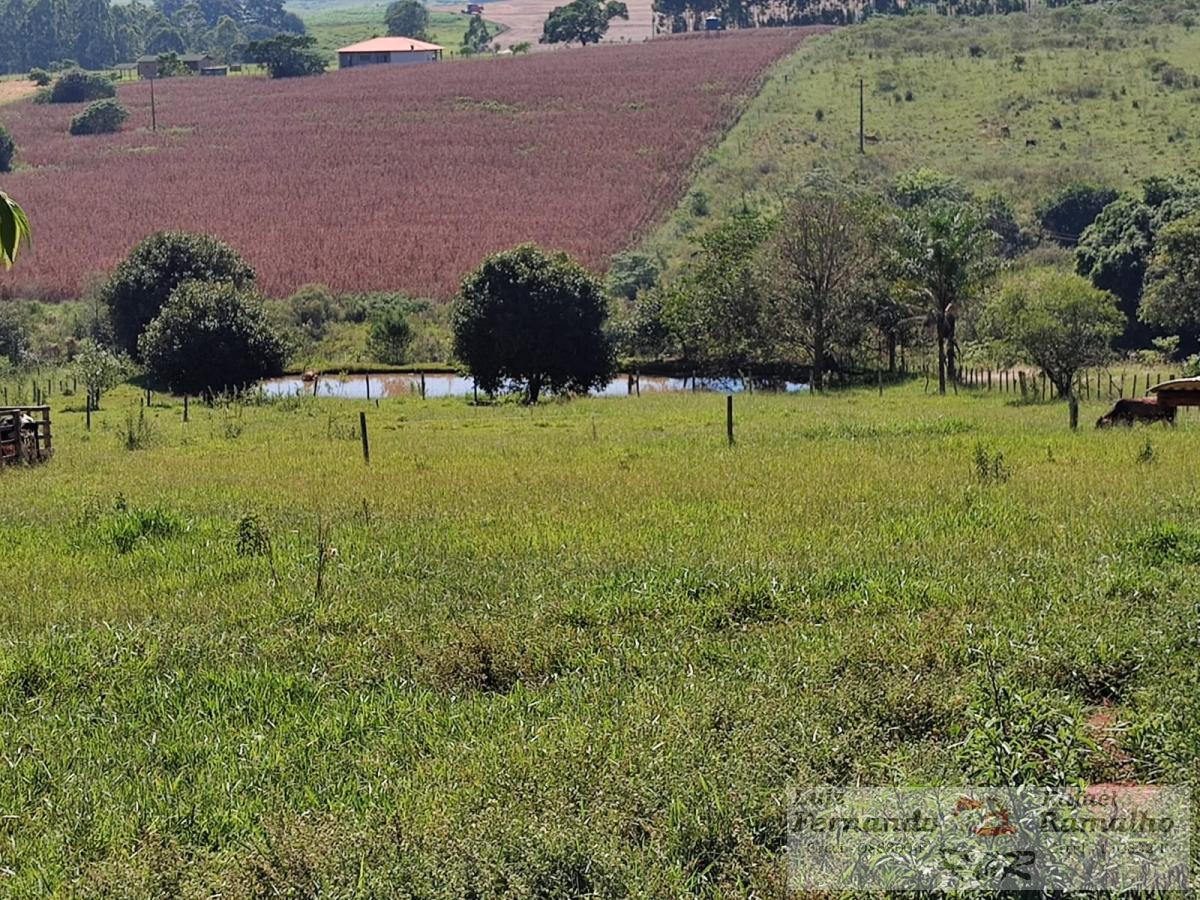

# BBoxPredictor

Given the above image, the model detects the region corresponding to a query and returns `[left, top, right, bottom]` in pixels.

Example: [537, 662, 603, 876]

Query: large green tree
[100, 231, 255, 356]
[980, 270, 1122, 429]
[246, 32, 325, 77]
[139, 281, 287, 394]
[1139, 213, 1200, 346]
[541, 0, 628, 46]
[660, 211, 772, 369]
[384, 0, 428, 38]
[461, 13, 490, 52]
[893, 201, 996, 394]
[1075, 177, 1200, 346]
[1035, 183, 1117, 247]
[453, 244, 614, 403]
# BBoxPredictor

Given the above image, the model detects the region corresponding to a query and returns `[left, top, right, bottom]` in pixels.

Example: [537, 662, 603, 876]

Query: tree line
[0, 0, 304, 73]
[612, 168, 1200, 419]
[652, 0, 1094, 33]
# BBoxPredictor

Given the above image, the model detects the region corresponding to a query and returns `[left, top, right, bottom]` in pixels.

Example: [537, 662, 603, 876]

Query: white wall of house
[340, 50, 440, 68]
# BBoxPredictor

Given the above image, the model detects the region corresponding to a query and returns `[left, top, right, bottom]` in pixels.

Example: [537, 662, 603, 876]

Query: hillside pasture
[0, 29, 818, 301]
[643, 7, 1200, 266]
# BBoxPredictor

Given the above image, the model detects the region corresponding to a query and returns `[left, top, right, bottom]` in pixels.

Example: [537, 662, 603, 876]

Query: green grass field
[2, 380, 1199, 894]
[642, 5, 1200, 267]
[294, 4, 505, 60]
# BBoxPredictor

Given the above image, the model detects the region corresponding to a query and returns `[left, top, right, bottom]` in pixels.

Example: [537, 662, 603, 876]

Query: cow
[1096, 397, 1176, 428]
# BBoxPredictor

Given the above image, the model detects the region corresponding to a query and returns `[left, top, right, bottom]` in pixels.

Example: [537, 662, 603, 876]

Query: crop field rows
[0, 29, 820, 302]
[1, 383, 1199, 894]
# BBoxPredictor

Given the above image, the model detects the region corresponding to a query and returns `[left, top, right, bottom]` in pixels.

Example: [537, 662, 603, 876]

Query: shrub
[0, 124, 14, 173]
[101, 231, 256, 356]
[69, 99, 128, 136]
[453, 244, 615, 403]
[139, 281, 288, 395]
[0, 305, 31, 365]
[27, 68, 51, 86]
[892, 168, 971, 209]
[48, 70, 116, 104]
[367, 305, 413, 366]
[287, 283, 336, 338]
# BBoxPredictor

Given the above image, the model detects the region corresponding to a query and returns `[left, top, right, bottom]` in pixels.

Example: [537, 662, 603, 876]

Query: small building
[135, 52, 215, 79]
[181, 52, 216, 72]
[704, 14, 723, 29]
[199, 65, 228, 77]
[136, 55, 160, 79]
[337, 37, 445, 69]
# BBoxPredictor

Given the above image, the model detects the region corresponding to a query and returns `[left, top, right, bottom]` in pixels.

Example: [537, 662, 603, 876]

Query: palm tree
[894, 201, 996, 394]
[0, 192, 31, 269]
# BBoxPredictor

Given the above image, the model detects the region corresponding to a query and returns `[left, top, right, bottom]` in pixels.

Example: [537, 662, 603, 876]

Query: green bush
[48, 69, 115, 104]
[27, 68, 51, 86]
[0, 304, 31, 365]
[0, 124, 14, 173]
[139, 281, 288, 395]
[100, 231, 256, 356]
[287, 283, 336, 338]
[367, 305, 414, 366]
[69, 98, 128, 136]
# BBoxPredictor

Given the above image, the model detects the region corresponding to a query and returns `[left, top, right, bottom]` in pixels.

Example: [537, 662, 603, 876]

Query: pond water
[260, 373, 809, 399]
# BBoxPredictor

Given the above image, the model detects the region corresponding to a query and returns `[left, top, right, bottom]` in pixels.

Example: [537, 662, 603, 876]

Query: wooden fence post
[726, 395, 734, 446]
[360, 411, 370, 464]
[183, 394, 189, 423]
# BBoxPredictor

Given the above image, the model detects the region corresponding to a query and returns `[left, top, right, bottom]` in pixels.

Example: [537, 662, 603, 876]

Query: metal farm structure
[0, 406, 53, 465]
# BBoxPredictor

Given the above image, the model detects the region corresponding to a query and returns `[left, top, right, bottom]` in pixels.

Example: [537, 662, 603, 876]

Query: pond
[260, 373, 809, 399]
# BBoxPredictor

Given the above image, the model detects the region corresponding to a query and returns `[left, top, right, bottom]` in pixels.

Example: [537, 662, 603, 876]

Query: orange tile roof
[337, 37, 445, 53]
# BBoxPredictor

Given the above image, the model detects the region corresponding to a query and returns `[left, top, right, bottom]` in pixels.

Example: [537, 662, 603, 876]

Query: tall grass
[1, 382, 1198, 894]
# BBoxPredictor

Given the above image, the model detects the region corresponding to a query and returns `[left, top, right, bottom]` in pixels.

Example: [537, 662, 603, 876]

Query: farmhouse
[337, 37, 445, 69]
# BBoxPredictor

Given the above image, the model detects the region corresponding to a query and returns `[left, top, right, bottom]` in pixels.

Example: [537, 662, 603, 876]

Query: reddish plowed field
[0, 29, 823, 300]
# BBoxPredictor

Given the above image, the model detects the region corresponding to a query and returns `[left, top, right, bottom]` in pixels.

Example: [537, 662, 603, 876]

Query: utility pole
[858, 77, 865, 154]
[149, 75, 157, 132]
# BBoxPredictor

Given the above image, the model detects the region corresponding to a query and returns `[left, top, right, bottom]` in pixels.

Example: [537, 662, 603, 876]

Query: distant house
[136, 52, 215, 79]
[337, 37, 444, 69]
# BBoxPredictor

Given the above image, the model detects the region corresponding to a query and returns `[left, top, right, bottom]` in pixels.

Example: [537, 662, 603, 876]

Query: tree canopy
[384, 0, 428, 38]
[139, 280, 287, 394]
[246, 32, 325, 77]
[1035, 183, 1117, 247]
[980, 269, 1122, 427]
[0, 0, 304, 73]
[541, 0, 628, 46]
[461, 13, 491, 52]
[453, 244, 615, 403]
[100, 231, 256, 356]
[764, 189, 883, 391]
[1139, 213, 1200, 347]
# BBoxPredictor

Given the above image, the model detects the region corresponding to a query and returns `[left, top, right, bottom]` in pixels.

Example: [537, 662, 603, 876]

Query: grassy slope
[642, 6, 1200, 266]
[294, 3, 506, 59]
[2, 381, 1199, 893]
